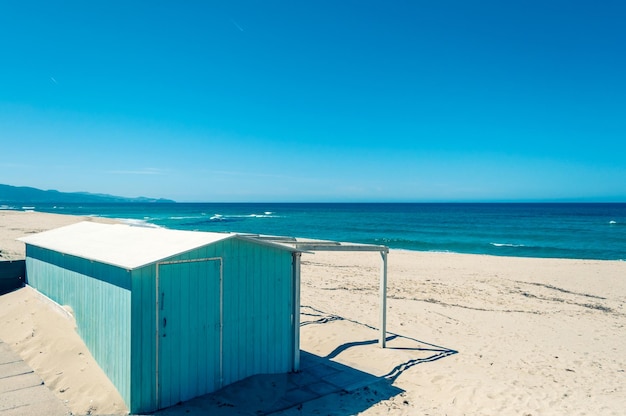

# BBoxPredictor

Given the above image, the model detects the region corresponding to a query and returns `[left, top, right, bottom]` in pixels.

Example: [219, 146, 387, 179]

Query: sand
[1, 210, 625, 415]
[0, 211, 126, 415]
[0, 210, 117, 261]
[295, 251, 626, 415]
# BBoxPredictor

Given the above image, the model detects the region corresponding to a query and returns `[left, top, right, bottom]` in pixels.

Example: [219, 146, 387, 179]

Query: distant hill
[0, 184, 175, 204]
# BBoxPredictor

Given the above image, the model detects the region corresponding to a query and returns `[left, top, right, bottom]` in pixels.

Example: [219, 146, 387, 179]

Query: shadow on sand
[151, 350, 401, 416]
[150, 335, 457, 416]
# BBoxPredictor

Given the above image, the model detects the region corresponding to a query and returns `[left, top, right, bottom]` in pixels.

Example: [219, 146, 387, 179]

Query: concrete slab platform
[0, 361, 34, 380]
[0, 341, 69, 416]
[0, 371, 43, 394]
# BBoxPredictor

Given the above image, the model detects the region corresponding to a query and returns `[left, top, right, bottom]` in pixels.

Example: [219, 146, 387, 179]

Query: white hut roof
[18, 221, 295, 269]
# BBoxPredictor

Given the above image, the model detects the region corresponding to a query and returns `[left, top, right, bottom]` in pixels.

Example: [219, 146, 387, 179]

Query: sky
[1, 1, 625, 202]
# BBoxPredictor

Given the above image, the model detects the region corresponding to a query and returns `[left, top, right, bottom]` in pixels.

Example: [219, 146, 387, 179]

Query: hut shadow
[151, 335, 457, 416]
[152, 307, 458, 416]
[151, 351, 403, 416]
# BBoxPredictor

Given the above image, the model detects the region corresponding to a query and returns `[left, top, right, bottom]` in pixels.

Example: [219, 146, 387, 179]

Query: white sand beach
[1, 211, 625, 415]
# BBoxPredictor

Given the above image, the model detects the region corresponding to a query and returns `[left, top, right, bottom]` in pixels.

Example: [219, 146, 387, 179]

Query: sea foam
[120, 218, 162, 228]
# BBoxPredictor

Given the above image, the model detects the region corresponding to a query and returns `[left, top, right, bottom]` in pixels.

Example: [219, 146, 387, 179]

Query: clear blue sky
[1, 1, 625, 202]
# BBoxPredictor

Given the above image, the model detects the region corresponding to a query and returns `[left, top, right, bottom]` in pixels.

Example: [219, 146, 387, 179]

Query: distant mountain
[0, 184, 175, 204]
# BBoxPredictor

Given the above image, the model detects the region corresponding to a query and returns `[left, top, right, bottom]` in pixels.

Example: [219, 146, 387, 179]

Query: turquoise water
[7, 203, 626, 260]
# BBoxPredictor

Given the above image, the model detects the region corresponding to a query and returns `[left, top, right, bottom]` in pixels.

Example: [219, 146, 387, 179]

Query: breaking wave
[490, 242, 526, 248]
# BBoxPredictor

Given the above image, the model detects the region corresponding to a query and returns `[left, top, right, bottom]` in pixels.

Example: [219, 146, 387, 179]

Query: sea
[3, 203, 626, 261]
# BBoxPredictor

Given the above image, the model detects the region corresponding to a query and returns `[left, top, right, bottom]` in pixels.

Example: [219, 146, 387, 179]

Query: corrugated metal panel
[128, 238, 295, 412]
[129, 265, 157, 412]
[24, 227, 297, 414]
[157, 258, 222, 408]
[24, 245, 132, 406]
[220, 238, 294, 386]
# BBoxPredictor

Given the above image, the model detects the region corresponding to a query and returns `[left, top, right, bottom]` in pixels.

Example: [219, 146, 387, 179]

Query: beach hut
[19, 222, 301, 413]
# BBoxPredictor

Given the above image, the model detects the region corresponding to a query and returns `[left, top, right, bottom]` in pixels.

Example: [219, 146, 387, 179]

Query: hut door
[157, 258, 222, 409]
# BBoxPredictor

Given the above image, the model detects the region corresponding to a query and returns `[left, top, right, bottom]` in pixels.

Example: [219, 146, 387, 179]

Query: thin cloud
[0, 162, 34, 169]
[230, 19, 244, 32]
[211, 170, 293, 180]
[209, 170, 320, 184]
[107, 168, 165, 175]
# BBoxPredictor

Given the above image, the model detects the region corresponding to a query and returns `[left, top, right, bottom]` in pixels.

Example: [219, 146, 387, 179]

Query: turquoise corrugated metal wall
[24, 245, 132, 407]
[23, 238, 294, 414]
[129, 264, 157, 412]
[158, 259, 221, 408]
[185, 238, 293, 386]
[129, 237, 295, 413]
[221, 239, 294, 385]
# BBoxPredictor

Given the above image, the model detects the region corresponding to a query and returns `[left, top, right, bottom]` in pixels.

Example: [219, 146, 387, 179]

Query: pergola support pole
[292, 252, 302, 371]
[379, 250, 388, 348]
